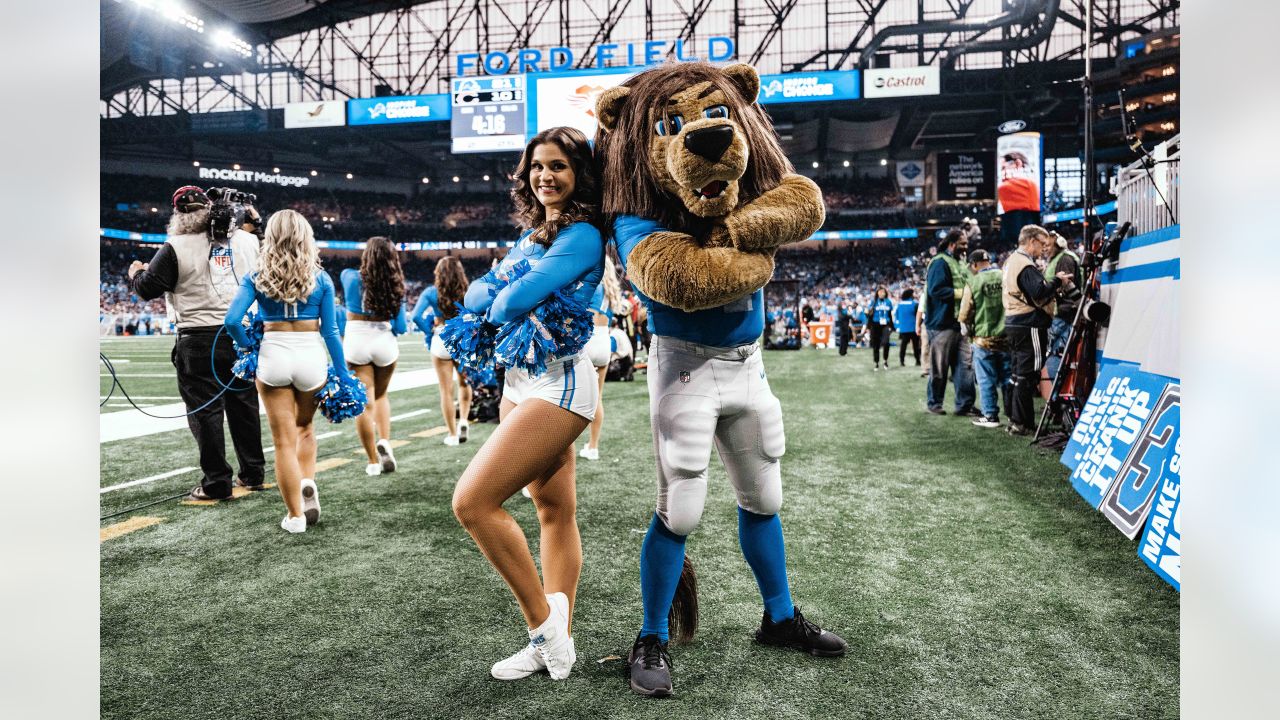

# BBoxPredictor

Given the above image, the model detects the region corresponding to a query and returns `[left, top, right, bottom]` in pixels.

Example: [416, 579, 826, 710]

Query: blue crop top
[464, 222, 605, 328]
[410, 286, 441, 339]
[588, 283, 613, 324]
[224, 270, 349, 375]
[339, 268, 407, 334]
[612, 215, 763, 347]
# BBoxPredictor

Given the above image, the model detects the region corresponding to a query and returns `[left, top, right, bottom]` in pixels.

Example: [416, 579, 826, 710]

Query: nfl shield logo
[679, 371, 690, 384]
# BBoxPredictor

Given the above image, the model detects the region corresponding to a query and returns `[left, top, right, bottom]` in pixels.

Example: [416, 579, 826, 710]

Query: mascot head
[595, 62, 792, 229]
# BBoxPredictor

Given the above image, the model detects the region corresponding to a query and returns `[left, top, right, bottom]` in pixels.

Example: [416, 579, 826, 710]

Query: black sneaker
[926, 406, 946, 415]
[755, 608, 847, 657]
[626, 634, 674, 697]
[1006, 423, 1030, 436]
[958, 407, 983, 418]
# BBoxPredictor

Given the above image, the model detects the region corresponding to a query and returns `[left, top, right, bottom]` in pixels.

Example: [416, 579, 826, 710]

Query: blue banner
[1062, 365, 1181, 539]
[348, 94, 451, 125]
[758, 70, 860, 105]
[1137, 446, 1181, 590]
[810, 228, 917, 241]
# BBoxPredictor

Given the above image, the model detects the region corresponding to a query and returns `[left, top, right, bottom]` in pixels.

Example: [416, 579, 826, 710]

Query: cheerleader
[450, 127, 604, 681]
[411, 256, 472, 446]
[341, 237, 407, 475]
[224, 210, 354, 534]
[579, 255, 625, 461]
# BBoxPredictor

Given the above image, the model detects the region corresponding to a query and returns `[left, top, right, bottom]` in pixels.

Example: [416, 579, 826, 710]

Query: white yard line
[100, 373, 184, 378]
[100, 395, 181, 400]
[263, 425, 343, 453]
[100, 368, 439, 443]
[100, 467, 198, 494]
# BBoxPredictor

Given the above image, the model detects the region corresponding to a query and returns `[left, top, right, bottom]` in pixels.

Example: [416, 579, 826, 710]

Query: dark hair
[595, 62, 792, 234]
[359, 236, 405, 319]
[939, 228, 964, 252]
[901, 287, 915, 300]
[511, 126, 599, 247]
[875, 285, 889, 299]
[432, 256, 468, 320]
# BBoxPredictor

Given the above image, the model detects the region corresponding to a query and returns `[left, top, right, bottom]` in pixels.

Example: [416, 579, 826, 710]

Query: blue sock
[737, 506, 795, 624]
[639, 514, 687, 643]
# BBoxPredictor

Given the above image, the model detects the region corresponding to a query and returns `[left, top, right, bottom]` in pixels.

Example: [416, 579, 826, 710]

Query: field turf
[100, 335, 1178, 719]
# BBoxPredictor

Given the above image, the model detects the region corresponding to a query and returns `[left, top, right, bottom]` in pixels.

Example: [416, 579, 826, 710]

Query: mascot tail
[668, 556, 699, 643]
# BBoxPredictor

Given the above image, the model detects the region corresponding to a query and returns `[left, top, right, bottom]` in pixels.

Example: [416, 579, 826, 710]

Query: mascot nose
[683, 125, 734, 162]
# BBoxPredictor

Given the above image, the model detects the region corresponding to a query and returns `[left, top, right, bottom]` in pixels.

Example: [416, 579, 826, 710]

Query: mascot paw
[630, 231, 774, 312]
[723, 174, 826, 253]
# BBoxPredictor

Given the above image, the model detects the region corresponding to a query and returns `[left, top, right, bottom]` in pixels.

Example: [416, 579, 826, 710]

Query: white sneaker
[280, 514, 306, 534]
[365, 463, 382, 477]
[300, 478, 320, 526]
[579, 446, 599, 461]
[376, 438, 397, 473]
[443, 434, 460, 446]
[458, 423, 469, 444]
[528, 592, 574, 680]
[491, 641, 546, 680]
[521, 485, 532, 499]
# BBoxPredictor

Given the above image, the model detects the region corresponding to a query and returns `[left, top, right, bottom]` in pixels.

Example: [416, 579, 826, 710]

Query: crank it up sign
[1062, 365, 1181, 528]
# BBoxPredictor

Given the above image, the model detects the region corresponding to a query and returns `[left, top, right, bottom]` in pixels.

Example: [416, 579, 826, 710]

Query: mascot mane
[595, 62, 793, 234]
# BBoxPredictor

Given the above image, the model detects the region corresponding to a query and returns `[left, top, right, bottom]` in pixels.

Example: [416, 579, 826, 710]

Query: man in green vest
[1044, 231, 1083, 383]
[923, 228, 978, 415]
[959, 249, 1011, 428]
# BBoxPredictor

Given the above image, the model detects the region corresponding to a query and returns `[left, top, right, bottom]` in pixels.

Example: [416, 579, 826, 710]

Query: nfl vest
[969, 267, 1005, 339]
[166, 229, 260, 329]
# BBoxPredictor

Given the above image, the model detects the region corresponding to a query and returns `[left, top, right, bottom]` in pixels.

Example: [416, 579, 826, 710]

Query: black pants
[1004, 324, 1049, 429]
[837, 328, 850, 355]
[869, 324, 892, 365]
[172, 327, 265, 498]
[899, 332, 921, 366]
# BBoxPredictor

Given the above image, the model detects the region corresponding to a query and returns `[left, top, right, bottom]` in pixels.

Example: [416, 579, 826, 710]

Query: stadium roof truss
[102, 0, 1178, 118]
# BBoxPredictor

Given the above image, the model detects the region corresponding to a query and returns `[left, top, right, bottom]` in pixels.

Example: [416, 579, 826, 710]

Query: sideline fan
[580, 255, 626, 461]
[341, 237, 408, 476]
[895, 287, 921, 367]
[412, 256, 474, 445]
[127, 186, 265, 500]
[223, 210, 355, 533]
[867, 285, 895, 371]
[450, 127, 604, 682]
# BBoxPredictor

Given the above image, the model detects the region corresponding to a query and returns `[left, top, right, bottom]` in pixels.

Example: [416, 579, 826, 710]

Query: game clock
[451, 75, 527, 153]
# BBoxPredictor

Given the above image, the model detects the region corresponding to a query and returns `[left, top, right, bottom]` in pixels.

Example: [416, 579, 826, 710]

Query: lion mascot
[595, 61, 848, 698]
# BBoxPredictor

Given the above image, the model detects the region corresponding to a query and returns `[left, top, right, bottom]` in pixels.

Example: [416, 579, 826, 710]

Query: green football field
[99, 335, 1178, 720]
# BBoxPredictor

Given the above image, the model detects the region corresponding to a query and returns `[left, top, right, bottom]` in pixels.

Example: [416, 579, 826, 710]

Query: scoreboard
[451, 75, 527, 153]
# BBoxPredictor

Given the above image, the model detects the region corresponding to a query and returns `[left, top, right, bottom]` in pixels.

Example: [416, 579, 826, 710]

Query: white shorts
[429, 332, 452, 361]
[503, 352, 598, 421]
[343, 319, 399, 367]
[258, 332, 328, 391]
[585, 325, 612, 368]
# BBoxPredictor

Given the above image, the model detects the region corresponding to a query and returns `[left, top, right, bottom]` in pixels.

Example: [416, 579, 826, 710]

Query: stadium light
[310, 170, 318, 176]
[483, 174, 490, 181]
[346, 173, 354, 180]
[452, 176, 460, 183]
[150, 207, 158, 213]
[272, 167, 280, 173]
[214, 28, 254, 58]
[842, 160, 850, 168]
[880, 158, 888, 166]
[421, 177, 430, 184]
[192, 161, 200, 167]
[811, 161, 819, 168]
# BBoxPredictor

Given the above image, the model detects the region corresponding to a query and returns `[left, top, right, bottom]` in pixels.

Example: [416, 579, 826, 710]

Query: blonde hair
[601, 255, 627, 316]
[256, 209, 320, 303]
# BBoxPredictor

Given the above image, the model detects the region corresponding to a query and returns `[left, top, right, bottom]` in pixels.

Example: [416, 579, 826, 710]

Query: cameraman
[127, 186, 266, 500]
[1043, 231, 1083, 383]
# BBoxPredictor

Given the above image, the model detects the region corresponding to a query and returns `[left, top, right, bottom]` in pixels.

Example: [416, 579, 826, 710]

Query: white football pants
[648, 335, 786, 536]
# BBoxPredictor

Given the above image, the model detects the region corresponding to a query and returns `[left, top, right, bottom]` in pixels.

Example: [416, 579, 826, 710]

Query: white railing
[1112, 134, 1180, 236]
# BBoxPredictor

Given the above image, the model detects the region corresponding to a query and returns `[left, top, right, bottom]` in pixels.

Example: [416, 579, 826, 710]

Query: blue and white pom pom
[230, 312, 265, 381]
[458, 359, 498, 389]
[315, 367, 368, 423]
[538, 289, 594, 357]
[439, 311, 498, 377]
[493, 288, 593, 377]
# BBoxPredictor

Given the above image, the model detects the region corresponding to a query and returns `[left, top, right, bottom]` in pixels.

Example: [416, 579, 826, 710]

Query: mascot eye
[703, 105, 730, 120]
[654, 114, 684, 136]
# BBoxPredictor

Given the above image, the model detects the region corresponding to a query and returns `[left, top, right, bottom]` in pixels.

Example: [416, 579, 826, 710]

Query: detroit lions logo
[679, 371, 691, 384]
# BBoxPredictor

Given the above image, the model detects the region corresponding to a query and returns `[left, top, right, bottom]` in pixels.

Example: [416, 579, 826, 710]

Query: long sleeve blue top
[410, 286, 440, 340]
[612, 215, 763, 347]
[223, 270, 349, 376]
[464, 223, 605, 329]
[588, 283, 613, 324]
[339, 268, 407, 334]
